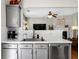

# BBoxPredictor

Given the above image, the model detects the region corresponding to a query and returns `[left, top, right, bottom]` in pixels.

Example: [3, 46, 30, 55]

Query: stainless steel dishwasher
[2, 43, 18, 59]
[49, 43, 71, 59]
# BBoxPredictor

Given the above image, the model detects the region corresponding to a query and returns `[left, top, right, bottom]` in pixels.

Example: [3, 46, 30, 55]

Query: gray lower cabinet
[35, 49, 48, 59]
[2, 43, 17, 59]
[2, 49, 17, 59]
[33, 44, 48, 59]
[19, 44, 33, 59]
[20, 44, 48, 59]
[21, 49, 32, 59]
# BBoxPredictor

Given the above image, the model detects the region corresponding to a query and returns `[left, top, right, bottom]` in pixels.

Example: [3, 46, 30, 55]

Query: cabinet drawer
[19, 44, 32, 48]
[2, 43, 17, 48]
[34, 44, 48, 48]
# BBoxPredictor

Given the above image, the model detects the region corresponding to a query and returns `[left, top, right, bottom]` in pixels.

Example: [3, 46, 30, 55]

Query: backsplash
[35, 30, 63, 41]
[18, 30, 63, 41]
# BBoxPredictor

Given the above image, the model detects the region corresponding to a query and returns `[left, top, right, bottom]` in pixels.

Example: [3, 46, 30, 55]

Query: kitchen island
[2, 39, 72, 59]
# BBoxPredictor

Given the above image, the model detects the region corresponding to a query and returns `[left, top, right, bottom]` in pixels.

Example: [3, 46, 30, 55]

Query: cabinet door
[21, 49, 32, 59]
[2, 49, 17, 59]
[6, 5, 20, 27]
[36, 49, 48, 59]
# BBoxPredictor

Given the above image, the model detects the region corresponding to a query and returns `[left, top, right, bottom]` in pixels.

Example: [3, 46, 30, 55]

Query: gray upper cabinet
[36, 49, 48, 59]
[6, 5, 21, 28]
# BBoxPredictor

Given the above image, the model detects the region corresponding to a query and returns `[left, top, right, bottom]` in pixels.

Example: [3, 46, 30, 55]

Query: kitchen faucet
[33, 30, 40, 39]
[33, 30, 35, 38]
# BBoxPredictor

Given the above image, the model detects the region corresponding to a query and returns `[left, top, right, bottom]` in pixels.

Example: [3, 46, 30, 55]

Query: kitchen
[1, 0, 78, 59]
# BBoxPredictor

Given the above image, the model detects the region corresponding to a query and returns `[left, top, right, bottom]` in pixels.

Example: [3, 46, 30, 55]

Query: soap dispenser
[41, 37, 44, 41]
[37, 34, 39, 39]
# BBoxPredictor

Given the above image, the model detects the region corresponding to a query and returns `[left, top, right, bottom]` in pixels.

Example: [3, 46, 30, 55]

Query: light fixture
[72, 26, 78, 30]
[48, 15, 52, 18]
[48, 11, 58, 18]
[72, 26, 78, 38]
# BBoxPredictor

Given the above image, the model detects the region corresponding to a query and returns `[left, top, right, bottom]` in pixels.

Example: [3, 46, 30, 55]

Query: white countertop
[1, 39, 72, 44]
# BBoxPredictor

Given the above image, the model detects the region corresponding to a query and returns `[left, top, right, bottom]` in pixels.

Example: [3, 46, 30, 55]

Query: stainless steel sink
[22, 38, 45, 41]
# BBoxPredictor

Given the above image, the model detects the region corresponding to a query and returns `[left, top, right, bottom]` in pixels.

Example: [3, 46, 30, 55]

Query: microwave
[33, 24, 46, 30]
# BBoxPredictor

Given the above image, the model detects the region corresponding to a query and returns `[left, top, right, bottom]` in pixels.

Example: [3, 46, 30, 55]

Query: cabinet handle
[8, 45, 12, 47]
[24, 45, 28, 47]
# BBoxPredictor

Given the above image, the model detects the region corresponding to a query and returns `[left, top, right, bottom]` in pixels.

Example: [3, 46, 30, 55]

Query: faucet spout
[33, 30, 35, 38]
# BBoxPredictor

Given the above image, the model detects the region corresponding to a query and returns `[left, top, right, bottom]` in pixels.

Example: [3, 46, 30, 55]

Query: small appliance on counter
[62, 31, 67, 39]
[7, 28, 18, 40]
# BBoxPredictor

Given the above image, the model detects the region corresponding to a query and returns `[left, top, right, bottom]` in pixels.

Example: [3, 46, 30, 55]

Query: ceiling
[23, 7, 78, 18]
[22, 0, 78, 7]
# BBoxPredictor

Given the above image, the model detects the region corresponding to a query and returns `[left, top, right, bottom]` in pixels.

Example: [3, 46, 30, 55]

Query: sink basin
[22, 38, 45, 41]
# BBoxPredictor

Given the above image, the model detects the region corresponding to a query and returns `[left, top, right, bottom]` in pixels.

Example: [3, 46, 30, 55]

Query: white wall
[1, 0, 7, 41]
[72, 13, 78, 26]
[22, 0, 78, 8]
[64, 13, 78, 26]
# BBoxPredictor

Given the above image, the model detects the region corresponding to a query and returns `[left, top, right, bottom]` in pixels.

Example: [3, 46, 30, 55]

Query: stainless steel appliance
[62, 31, 67, 39]
[49, 44, 70, 59]
[33, 24, 46, 30]
[7, 29, 18, 40]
